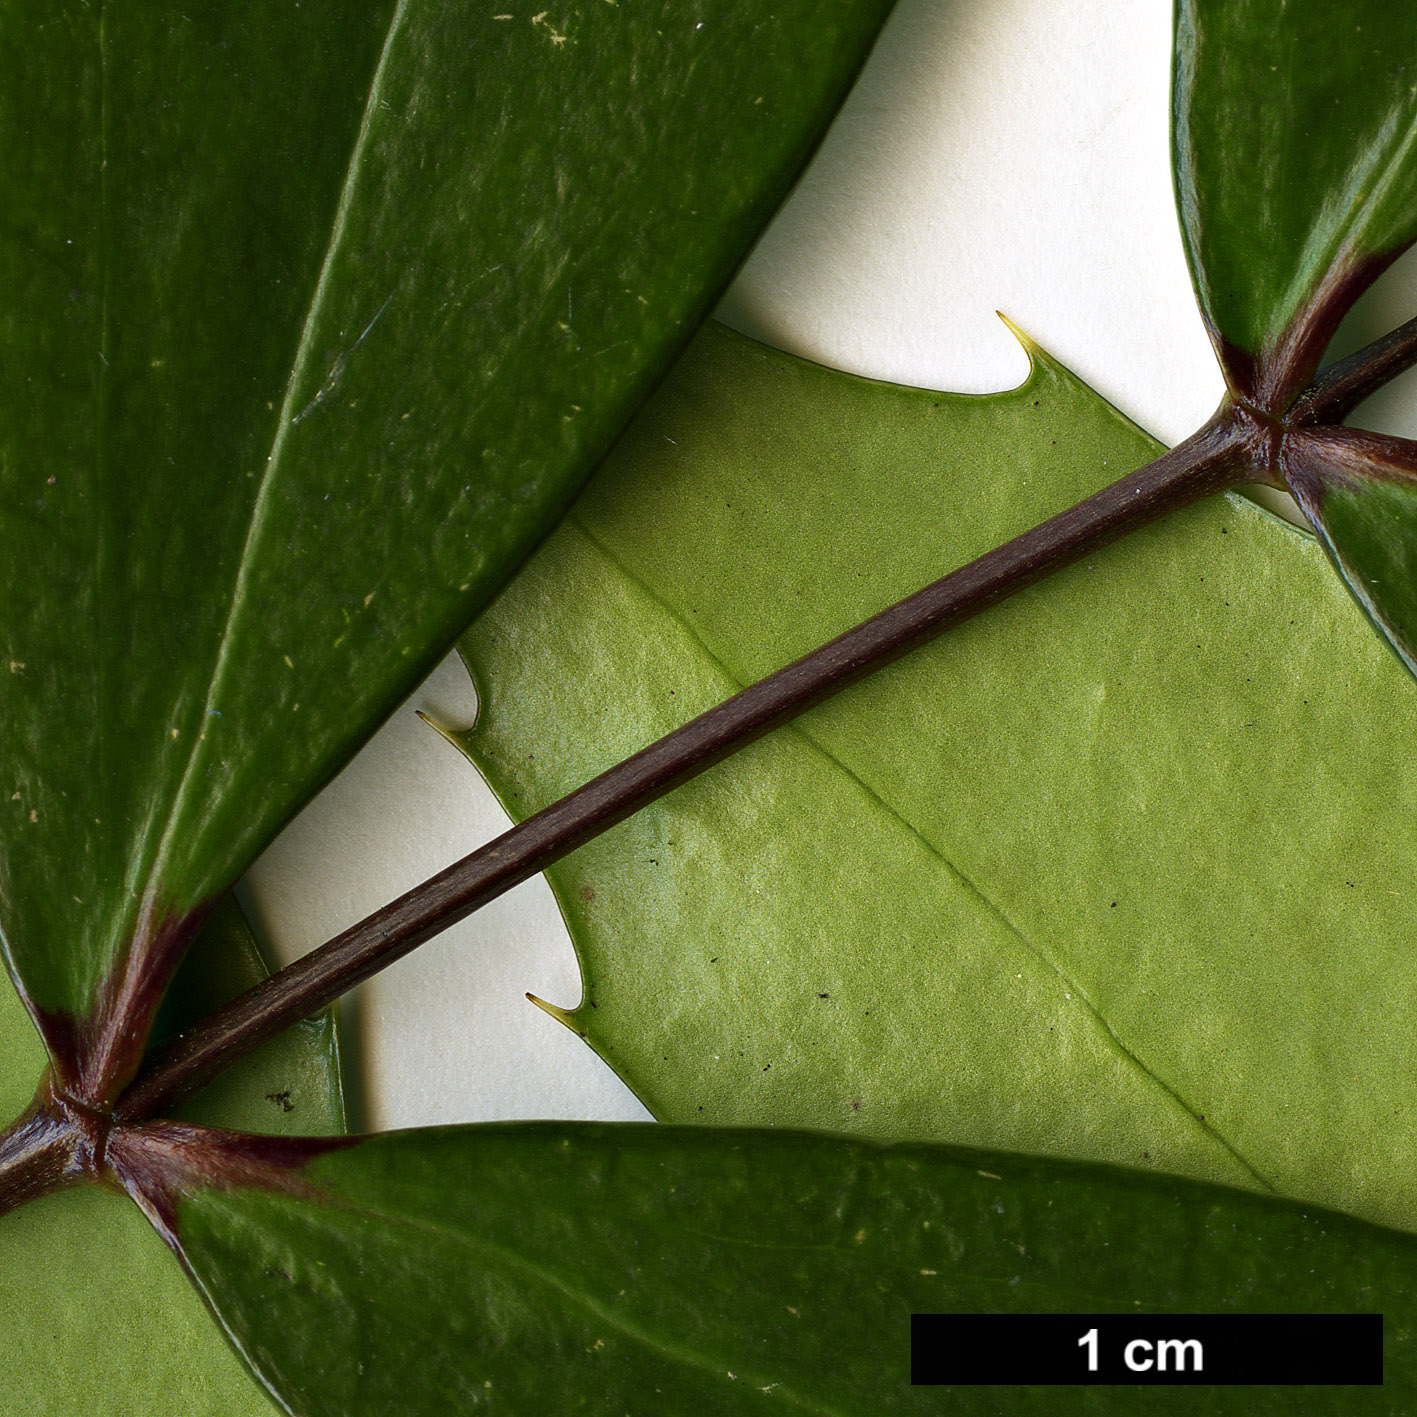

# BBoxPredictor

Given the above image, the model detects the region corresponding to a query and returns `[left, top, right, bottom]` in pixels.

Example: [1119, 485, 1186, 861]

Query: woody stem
[115, 410, 1251, 1123]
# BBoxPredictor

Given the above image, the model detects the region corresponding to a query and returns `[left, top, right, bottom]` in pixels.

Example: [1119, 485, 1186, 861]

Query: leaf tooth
[414, 708, 478, 762]
[526, 992, 585, 1039]
[994, 309, 1042, 356]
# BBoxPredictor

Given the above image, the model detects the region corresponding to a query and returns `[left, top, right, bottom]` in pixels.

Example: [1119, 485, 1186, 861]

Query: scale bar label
[911, 1314, 1382, 1385]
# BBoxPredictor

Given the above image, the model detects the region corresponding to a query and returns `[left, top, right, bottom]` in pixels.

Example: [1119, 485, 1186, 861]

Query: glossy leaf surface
[0, 0, 896, 1102]
[165, 1122, 1417, 1415]
[459, 323, 1417, 1232]
[1173, 0, 1417, 403]
[0, 900, 344, 1415]
[1286, 428, 1417, 676]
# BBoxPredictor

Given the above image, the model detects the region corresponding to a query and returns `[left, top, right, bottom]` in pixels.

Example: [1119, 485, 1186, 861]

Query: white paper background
[239, 0, 1417, 1132]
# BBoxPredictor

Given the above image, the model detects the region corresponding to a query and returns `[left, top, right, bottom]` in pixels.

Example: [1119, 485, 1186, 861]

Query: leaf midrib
[95, 0, 125, 981]
[566, 511, 1273, 1191]
[127, 0, 412, 952]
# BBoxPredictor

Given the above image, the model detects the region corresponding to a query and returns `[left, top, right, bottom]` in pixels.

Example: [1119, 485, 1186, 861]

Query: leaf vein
[568, 512, 1274, 1192]
[132, 0, 411, 932]
[262, 1192, 851, 1417]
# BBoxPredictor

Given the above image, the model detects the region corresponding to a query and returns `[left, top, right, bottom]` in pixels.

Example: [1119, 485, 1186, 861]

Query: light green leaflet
[459, 322, 1417, 1232]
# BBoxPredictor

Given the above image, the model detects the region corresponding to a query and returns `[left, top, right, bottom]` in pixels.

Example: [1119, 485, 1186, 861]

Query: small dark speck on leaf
[1110, 901, 1117, 908]
[265, 1090, 294, 1113]
[710, 956, 717, 963]
[817, 992, 830, 999]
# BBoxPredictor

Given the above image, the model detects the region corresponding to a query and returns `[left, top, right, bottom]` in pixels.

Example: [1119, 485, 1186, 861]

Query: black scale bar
[911, 1314, 1383, 1385]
